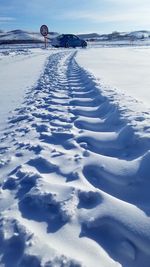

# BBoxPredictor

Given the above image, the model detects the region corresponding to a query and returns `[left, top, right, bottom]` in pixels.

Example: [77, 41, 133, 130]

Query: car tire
[65, 42, 69, 48]
[82, 42, 87, 48]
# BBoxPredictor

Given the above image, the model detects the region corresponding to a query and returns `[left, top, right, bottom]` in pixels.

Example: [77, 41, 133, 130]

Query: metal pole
[44, 37, 47, 49]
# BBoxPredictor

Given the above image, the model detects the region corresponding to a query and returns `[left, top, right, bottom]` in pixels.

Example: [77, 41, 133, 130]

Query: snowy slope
[0, 48, 150, 267]
[128, 31, 150, 39]
[0, 30, 43, 41]
[78, 31, 150, 42]
[0, 30, 59, 43]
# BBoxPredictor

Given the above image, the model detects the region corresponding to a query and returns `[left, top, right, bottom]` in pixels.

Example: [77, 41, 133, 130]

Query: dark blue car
[52, 34, 87, 48]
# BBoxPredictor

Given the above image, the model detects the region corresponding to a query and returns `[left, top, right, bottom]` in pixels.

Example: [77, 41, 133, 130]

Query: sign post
[40, 25, 49, 49]
[44, 37, 47, 49]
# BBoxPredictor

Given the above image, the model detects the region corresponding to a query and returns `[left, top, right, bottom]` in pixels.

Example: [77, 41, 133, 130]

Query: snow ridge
[0, 50, 150, 267]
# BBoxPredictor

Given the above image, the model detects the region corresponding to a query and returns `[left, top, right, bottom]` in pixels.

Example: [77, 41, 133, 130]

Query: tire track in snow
[67, 54, 150, 267]
[0, 50, 150, 267]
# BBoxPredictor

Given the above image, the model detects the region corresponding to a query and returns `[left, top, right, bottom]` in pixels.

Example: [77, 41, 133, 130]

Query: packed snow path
[0, 50, 150, 267]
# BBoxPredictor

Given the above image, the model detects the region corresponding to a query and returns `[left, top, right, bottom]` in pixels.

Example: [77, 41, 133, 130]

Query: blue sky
[0, 0, 150, 33]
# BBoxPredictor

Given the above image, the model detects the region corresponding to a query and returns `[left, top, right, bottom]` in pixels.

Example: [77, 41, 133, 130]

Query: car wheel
[65, 42, 69, 48]
[82, 42, 87, 48]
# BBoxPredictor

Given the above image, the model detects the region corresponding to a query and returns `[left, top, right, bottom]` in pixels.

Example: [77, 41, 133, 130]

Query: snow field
[0, 48, 53, 132]
[0, 48, 150, 267]
[77, 47, 150, 107]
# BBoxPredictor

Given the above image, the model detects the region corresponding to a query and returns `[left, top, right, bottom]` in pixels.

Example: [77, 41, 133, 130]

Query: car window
[67, 35, 73, 39]
[72, 35, 79, 40]
[57, 35, 64, 40]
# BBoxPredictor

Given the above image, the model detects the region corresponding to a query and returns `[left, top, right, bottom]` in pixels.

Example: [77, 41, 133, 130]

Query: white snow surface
[76, 47, 150, 107]
[0, 48, 51, 131]
[0, 47, 150, 267]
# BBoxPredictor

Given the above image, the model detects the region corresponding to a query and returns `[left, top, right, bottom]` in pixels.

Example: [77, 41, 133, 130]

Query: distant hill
[78, 33, 100, 39]
[0, 29, 150, 44]
[0, 29, 59, 44]
[78, 30, 150, 41]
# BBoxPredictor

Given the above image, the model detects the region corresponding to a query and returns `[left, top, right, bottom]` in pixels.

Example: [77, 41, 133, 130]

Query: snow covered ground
[77, 46, 150, 107]
[0, 46, 150, 267]
[0, 48, 51, 131]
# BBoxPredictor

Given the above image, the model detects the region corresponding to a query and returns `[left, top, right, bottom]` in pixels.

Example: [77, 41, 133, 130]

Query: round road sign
[40, 25, 49, 36]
